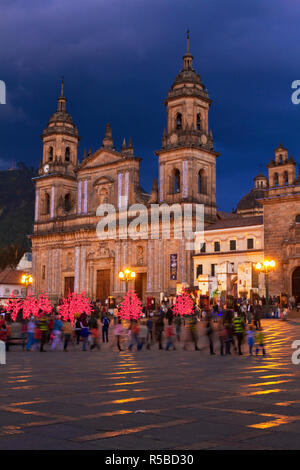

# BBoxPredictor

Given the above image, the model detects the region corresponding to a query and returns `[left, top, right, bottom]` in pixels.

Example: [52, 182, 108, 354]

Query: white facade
[193, 221, 265, 297]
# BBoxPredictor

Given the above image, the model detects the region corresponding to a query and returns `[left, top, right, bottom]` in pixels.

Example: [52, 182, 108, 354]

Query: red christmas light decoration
[4, 294, 22, 321]
[118, 288, 142, 321]
[22, 292, 53, 319]
[172, 290, 194, 317]
[59, 291, 92, 326]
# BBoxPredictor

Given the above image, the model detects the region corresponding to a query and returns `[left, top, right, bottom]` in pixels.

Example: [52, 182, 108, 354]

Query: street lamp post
[21, 274, 33, 297]
[255, 260, 276, 316]
[118, 268, 136, 293]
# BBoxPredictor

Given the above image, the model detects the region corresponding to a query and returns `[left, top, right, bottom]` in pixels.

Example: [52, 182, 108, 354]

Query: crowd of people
[0, 296, 288, 356]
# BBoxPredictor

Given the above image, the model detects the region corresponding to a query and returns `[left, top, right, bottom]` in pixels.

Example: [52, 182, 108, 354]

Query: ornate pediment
[93, 175, 114, 187]
[87, 242, 115, 260]
[78, 148, 123, 169]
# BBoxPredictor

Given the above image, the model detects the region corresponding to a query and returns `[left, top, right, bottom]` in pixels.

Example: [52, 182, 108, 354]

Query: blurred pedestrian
[255, 328, 266, 356]
[247, 324, 255, 356]
[138, 321, 147, 350]
[165, 320, 176, 351]
[206, 318, 215, 355]
[62, 319, 73, 352]
[102, 314, 110, 343]
[114, 318, 123, 351]
[233, 311, 245, 355]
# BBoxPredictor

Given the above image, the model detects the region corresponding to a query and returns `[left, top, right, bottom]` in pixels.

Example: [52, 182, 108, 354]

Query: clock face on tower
[44, 164, 49, 174]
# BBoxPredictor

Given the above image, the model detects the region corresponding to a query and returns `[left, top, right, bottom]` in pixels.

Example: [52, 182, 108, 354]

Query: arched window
[284, 171, 289, 185]
[279, 154, 283, 163]
[45, 193, 50, 215]
[196, 113, 201, 130]
[48, 147, 53, 161]
[274, 172, 279, 187]
[198, 169, 207, 194]
[174, 169, 181, 193]
[176, 113, 182, 130]
[295, 214, 300, 223]
[65, 147, 70, 162]
[64, 193, 71, 212]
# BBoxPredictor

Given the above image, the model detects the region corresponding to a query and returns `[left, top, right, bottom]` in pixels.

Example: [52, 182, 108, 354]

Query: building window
[42, 265, 46, 280]
[200, 242, 206, 253]
[45, 193, 50, 215]
[65, 147, 70, 162]
[295, 215, 300, 223]
[64, 193, 71, 212]
[274, 172, 279, 187]
[284, 171, 289, 185]
[211, 264, 216, 276]
[214, 241, 220, 252]
[230, 240, 236, 251]
[176, 113, 182, 130]
[247, 238, 254, 249]
[48, 147, 53, 161]
[174, 169, 181, 193]
[196, 113, 201, 130]
[198, 169, 207, 194]
[196, 264, 203, 277]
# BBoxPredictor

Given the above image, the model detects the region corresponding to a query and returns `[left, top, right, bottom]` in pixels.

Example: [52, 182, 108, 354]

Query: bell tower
[39, 79, 80, 177]
[34, 80, 80, 223]
[157, 32, 219, 223]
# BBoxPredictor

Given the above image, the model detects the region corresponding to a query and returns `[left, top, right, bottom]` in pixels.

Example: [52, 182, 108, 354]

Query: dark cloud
[0, 0, 300, 210]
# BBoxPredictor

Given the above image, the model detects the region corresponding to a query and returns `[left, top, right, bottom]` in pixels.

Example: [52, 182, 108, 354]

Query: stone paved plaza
[0, 319, 300, 450]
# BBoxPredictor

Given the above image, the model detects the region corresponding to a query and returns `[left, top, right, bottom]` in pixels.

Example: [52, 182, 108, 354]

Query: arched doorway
[292, 267, 300, 299]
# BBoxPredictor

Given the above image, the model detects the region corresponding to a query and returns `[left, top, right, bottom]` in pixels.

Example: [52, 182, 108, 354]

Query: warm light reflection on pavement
[0, 319, 299, 449]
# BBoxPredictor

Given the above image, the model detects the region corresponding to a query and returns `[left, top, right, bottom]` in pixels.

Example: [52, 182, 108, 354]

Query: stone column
[118, 173, 123, 208]
[78, 181, 82, 214]
[124, 171, 129, 207]
[182, 160, 188, 198]
[74, 246, 80, 292]
[50, 186, 55, 218]
[34, 189, 39, 221]
[47, 249, 52, 294]
[147, 239, 153, 292]
[80, 246, 87, 292]
[159, 164, 164, 202]
[114, 241, 121, 293]
[83, 180, 88, 213]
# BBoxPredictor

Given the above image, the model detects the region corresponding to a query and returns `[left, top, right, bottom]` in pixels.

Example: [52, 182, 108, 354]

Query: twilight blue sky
[0, 0, 300, 211]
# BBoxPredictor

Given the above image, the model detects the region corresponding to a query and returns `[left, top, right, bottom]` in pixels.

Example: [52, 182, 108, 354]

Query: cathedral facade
[31, 38, 300, 303]
[31, 37, 219, 303]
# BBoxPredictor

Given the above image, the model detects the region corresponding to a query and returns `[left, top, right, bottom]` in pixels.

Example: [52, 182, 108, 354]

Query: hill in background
[0, 163, 36, 268]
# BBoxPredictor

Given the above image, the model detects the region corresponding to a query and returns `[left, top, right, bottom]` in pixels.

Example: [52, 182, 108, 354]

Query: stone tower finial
[102, 123, 114, 149]
[122, 138, 126, 151]
[60, 76, 64, 97]
[149, 177, 158, 203]
[183, 29, 193, 70]
[122, 136, 134, 155]
[57, 77, 67, 112]
[186, 28, 190, 53]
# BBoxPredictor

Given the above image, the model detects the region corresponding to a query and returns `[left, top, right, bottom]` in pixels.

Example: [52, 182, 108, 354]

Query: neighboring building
[193, 216, 264, 298]
[194, 143, 300, 300]
[236, 174, 268, 217]
[16, 252, 32, 272]
[31, 35, 219, 303]
[261, 144, 300, 298]
[0, 269, 27, 302]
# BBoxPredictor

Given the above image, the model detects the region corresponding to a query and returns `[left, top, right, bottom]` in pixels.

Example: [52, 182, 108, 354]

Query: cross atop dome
[183, 29, 194, 70]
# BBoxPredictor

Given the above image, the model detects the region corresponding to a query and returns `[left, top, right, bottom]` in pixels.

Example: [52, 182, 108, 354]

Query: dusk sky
[1, 0, 300, 211]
